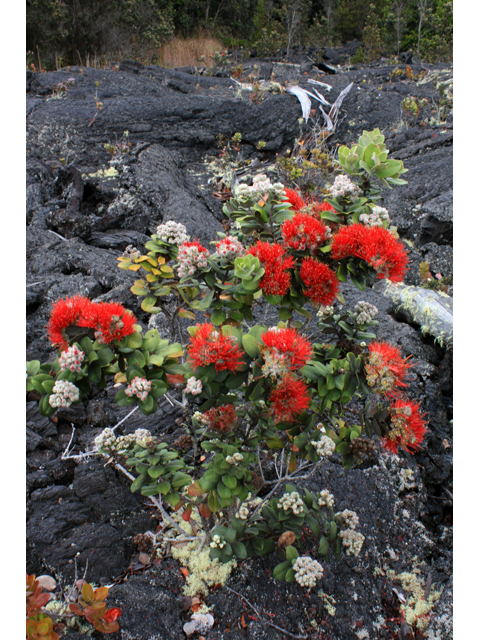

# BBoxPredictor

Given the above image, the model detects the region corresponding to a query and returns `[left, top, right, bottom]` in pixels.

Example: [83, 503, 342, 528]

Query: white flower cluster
[121, 244, 141, 261]
[234, 174, 285, 201]
[359, 205, 390, 227]
[292, 556, 324, 588]
[317, 490, 335, 508]
[156, 220, 189, 246]
[313, 435, 336, 457]
[48, 380, 80, 408]
[261, 348, 290, 379]
[339, 529, 365, 557]
[209, 534, 225, 549]
[185, 376, 202, 395]
[177, 242, 209, 278]
[215, 236, 244, 260]
[59, 345, 85, 373]
[278, 491, 304, 515]
[235, 505, 250, 520]
[353, 301, 378, 325]
[225, 453, 244, 465]
[335, 509, 359, 530]
[94, 428, 117, 451]
[125, 377, 152, 401]
[317, 305, 334, 318]
[95, 428, 154, 452]
[329, 175, 360, 199]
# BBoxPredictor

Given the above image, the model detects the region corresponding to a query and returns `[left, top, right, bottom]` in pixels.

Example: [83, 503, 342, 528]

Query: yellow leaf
[128, 264, 142, 271]
[288, 453, 297, 473]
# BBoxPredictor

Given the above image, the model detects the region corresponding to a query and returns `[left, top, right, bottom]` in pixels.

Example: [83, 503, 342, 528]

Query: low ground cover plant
[27, 129, 427, 614]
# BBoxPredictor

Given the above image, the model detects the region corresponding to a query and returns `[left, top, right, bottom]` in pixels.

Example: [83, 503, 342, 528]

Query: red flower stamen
[382, 398, 427, 454]
[204, 404, 237, 432]
[247, 241, 296, 296]
[281, 213, 328, 253]
[331, 224, 408, 283]
[261, 327, 313, 378]
[365, 341, 412, 396]
[269, 376, 310, 424]
[284, 188, 306, 212]
[299, 258, 339, 306]
[47, 296, 95, 349]
[187, 323, 244, 373]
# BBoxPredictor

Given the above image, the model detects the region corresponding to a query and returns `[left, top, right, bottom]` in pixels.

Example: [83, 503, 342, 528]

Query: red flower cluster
[382, 398, 427, 454]
[281, 213, 328, 252]
[299, 258, 339, 306]
[261, 327, 313, 374]
[47, 296, 137, 349]
[187, 323, 244, 373]
[269, 376, 310, 424]
[204, 404, 237, 432]
[248, 241, 296, 296]
[365, 341, 411, 396]
[284, 188, 306, 212]
[331, 224, 408, 282]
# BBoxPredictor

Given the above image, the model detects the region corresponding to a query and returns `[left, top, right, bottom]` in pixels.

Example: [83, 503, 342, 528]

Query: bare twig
[224, 586, 308, 639]
[26, 281, 45, 288]
[164, 391, 187, 410]
[111, 406, 138, 432]
[48, 229, 67, 241]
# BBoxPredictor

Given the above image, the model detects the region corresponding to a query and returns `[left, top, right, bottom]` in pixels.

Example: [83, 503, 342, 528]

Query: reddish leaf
[198, 503, 212, 519]
[166, 374, 185, 384]
[182, 506, 193, 522]
[104, 608, 122, 623]
[69, 603, 83, 616]
[187, 481, 205, 497]
[240, 613, 247, 629]
[180, 567, 189, 578]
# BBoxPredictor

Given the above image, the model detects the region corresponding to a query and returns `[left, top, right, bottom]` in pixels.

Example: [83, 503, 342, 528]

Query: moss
[84, 167, 119, 180]
[171, 541, 236, 597]
[318, 590, 336, 616]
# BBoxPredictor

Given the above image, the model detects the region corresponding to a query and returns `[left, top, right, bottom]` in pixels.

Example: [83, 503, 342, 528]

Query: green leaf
[285, 568, 296, 582]
[141, 296, 158, 312]
[329, 521, 337, 540]
[147, 465, 164, 479]
[318, 536, 330, 555]
[336, 442, 351, 455]
[285, 545, 299, 562]
[222, 474, 237, 489]
[232, 541, 248, 559]
[114, 389, 136, 407]
[211, 308, 226, 326]
[273, 561, 292, 581]
[217, 480, 232, 500]
[242, 334, 260, 358]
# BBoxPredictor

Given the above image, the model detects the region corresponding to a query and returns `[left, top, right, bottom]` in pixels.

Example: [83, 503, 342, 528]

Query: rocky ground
[26, 51, 452, 640]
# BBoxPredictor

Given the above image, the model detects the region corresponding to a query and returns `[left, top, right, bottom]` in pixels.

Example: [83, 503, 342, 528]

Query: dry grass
[154, 36, 224, 68]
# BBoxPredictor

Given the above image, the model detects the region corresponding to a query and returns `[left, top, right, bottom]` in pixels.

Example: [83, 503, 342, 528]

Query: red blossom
[187, 323, 244, 373]
[88, 302, 137, 344]
[261, 327, 313, 372]
[365, 341, 412, 396]
[382, 398, 427, 454]
[284, 188, 306, 212]
[281, 213, 328, 252]
[103, 608, 122, 623]
[331, 224, 408, 283]
[269, 376, 310, 424]
[47, 296, 95, 349]
[204, 404, 237, 432]
[299, 258, 339, 306]
[248, 241, 296, 296]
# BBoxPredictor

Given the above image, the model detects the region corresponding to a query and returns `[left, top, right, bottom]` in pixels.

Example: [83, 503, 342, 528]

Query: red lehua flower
[248, 241, 296, 296]
[365, 341, 412, 396]
[88, 302, 137, 344]
[284, 188, 306, 212]
[204, 404, 237, 432]
[269, 376, 311, 424]
[104, 608, 122, 623]
[382, 398, 427, 454]
[281, 213, 328, 252]
[331, 224, 408, 283]
[330, 224, 366, 259]
[300, 258, 339, 306]
[261, 327, 313, 373]
[187, 323, 244, 373]
[47, 296, 95, 349]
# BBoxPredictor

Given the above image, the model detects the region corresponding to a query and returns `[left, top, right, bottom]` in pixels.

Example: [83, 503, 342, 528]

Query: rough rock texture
[26, 59, 452, 640]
